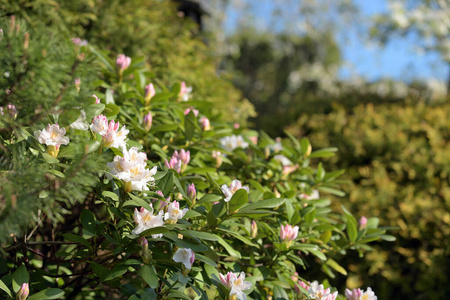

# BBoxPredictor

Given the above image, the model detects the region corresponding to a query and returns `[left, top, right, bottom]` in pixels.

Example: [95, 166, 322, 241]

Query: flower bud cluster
[165, 149, 190, 173]
[91, 114, 129, 149]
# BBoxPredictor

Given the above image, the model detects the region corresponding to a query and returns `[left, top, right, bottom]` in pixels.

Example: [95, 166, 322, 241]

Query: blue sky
[223, 0, 448, 83]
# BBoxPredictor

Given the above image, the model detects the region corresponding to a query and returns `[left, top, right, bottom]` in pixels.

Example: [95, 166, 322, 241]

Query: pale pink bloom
[220, 272, 236, 289]
[71, 38, 87, 46]
[34, 124, 69, 147]
[179, 81, 193, 101]
[221, 179, 249, 202]
[143, 112, 152, 131]
[17, 283, 29, 300]
[345, 287, 377, 300]
[199, 117, 210, 131]
[249, 136, 258, 145]
[102, 120, 129, 149]
[359, 216, 368, 229]
[280, 224, 299, 244]
[234, 123, 240, 129]
[173, 248, 195, 269]
[70, 109, 89, 130]
[221, 272, 252, 300]
[184, 107, 199, 117]
[116, 54, 131, 71]
[132, 206, 164, 237]
[165, 150, 190, 173]
[300, 190, 320, 200]
[91, 114, 109, 135]
[308, 281, 338, 300]
[164, 201, 189, 223]
[152, 190, 170, 208]
[92, 94, 101, 104]
[144, 83, 155, 103]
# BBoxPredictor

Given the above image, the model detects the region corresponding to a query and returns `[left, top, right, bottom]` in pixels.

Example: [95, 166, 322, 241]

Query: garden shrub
[0, 16, 391, 299]
[290, 100, 450, 299]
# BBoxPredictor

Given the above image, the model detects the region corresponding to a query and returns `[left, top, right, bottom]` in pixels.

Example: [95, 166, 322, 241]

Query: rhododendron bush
[0, 17, 393, 299]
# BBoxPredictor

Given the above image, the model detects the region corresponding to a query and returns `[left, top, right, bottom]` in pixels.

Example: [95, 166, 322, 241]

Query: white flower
[70, 109, 89, 130]
[345, 287, 377, 300]
[220, 135, 249, 152]
[164, 201, 189, 223]
[179, 81, 193, 101]
[132, 206, 165, 237]
[229, 272, 252, 300]
[274, 154, 292, 166]
[173, 248, 195, 269]
[221, 179, 249, 202]
[300, 190, 320, 200]
[34, 124, 70, 146]
[90, 114, 109, 135]
[308, 281, 338, 300]
[107, 147, 157, 192]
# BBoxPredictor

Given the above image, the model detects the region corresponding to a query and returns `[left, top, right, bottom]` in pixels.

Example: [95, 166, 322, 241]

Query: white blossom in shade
[173, 248, 195, 269]
[179, 81, 193, 101]
[164, 201, 189, 224]
[221, 179, 249, 202]
[70, 109, 89, 130]
[34, 124, 70, 147]
[107, 147, 157, 192]
[132, 206, 165, 237]
[72, 38, 87, 47]
[308, 281, 338, 300]
[91, 114, 109, 135]
[219, 272, 252, 300]
[269, 138, 283, 152]
[345, 287, 377, 300]
[300, 190, 320, 200]
[220, 135, 249, 152]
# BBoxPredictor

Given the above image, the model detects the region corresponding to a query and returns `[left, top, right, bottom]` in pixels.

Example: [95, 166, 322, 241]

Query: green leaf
[317, 186, 345, 197]
[12, 265, 29, 293]
[62, 234, 92, 251]
[0, 279, 11, 297]
[103, 104, 120, 117]
[239, 198, 285, 212]
[195, 253, 217, 267]
[89, 262, 108, 281]
[102, 191, 119, 201]
[309, 249, 327, 261]
[27, 288, 64, 300]
[184, 111, 197, 141]
[184, 167, 217, 174]
[228, 189, 249, 213]
[379, 235, 396, 241]
[41, 153, 59, 164]
[157, 172, 174, 196]
[126, 193, 153, 213]
[46, 169, 65, 178]
[85, 103, 105, 120]
[273, 285, 289, 300]
[315, 163, 325, 182]
[326, 258, 347, 275]
[151, 92, 173, 103]
[139, 265, 159, 289]
[58, 108, 81, 127]
[80, 209, 96, 234]
[180, 230, 218, 241]
[347, 220, 358, 242]
[309, 148, 338, 158]
[150, 124, 178, 133]
[217, 236, 241, 258]
[89, 46, 115, 71]
[103, 265, 128, 281]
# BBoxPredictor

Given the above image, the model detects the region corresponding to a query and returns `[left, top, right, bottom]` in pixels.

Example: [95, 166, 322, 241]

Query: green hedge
[289, 100, 450, 299]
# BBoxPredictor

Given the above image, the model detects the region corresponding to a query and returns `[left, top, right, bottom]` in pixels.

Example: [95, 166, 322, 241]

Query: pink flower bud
[144, 83, 155, 104]
[251, 221, 258, 239]
[234, 123, 240, 129]
[116, 54, 131, 71]
[143, 112, 152, 131]
[200, 117, 210, 131]
[72, 38, 87, 47]
[74, 78, 81, 92]
[17, 283, 29, 300]
[187, 183, 196, 203]
[359, 216, 368, 229]
[92, 94, 100, 104]
[280, 224, 299, 247]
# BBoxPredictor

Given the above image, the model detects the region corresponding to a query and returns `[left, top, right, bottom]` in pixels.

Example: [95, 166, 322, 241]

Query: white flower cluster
[34, 124, 70, 147]
[219, 272, 252, 300]
[307, 281, 338, 300]
[107, 147, 157, 192]
[220, 135, 249, 152]
[91, 114, 129, 148]
[221, 179, 249, 202]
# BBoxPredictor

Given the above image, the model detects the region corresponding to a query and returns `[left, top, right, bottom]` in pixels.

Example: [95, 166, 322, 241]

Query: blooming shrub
[0, 17, 391, 299]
